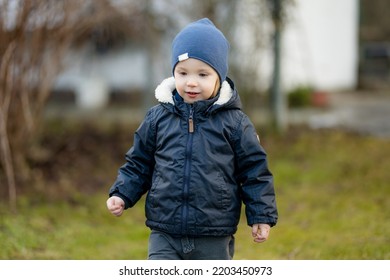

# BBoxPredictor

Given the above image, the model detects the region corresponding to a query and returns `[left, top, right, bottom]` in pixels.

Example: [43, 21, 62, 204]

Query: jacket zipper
[188, 110, 194, 133]
[181, 105, 194, 234]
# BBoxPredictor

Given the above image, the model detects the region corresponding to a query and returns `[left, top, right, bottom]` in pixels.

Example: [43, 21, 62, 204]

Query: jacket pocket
[147, 173, 161, 208]
[217, 173, 229, 210]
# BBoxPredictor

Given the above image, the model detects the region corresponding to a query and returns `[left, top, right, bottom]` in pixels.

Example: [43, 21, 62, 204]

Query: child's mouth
[186, 92, 199, 97]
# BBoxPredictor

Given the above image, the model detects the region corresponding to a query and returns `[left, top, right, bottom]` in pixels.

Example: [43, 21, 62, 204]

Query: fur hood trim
[155, 77, 233, 106]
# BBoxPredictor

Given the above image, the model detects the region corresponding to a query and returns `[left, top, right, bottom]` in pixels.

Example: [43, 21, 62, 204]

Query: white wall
[281, 0, 359, 91]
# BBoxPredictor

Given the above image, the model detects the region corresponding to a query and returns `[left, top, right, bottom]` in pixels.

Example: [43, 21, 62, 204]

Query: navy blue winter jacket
[109, 77, 278, 237]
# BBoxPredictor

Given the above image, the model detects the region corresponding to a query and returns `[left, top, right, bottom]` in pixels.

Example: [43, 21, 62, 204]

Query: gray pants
[147, 230, 235, 260]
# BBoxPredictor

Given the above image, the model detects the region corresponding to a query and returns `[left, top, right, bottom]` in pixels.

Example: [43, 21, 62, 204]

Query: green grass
[0, 193, 149, 259]
[1, 126, 389, 259]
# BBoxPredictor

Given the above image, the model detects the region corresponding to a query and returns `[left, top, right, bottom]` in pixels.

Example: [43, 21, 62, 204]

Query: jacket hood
[154, 77, 242, 113]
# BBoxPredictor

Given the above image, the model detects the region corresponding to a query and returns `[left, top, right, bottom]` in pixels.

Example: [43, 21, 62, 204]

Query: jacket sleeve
[109, 109, 156, 209]
[232, 113, 278, 227]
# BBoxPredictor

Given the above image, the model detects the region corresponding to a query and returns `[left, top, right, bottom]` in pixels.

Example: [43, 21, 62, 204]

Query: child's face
[174, 58, 220, 104]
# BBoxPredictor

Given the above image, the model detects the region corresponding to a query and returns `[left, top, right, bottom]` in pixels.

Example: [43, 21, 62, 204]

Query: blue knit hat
[171, 18, 230, 83]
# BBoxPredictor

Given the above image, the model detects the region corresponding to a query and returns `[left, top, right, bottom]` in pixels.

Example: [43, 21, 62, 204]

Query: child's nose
[186, 79, 198, 87]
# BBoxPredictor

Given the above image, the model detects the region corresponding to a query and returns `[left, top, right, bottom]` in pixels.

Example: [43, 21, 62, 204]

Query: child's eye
[199, 73, 208, 77]
[179, 71, 187, 76]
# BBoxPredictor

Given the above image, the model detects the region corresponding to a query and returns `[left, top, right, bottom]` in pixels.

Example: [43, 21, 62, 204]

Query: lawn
[0, 120, 389, 259]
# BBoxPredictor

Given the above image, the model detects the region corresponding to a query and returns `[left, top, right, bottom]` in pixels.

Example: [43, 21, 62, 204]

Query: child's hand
[106, 196, 125, 217]
[251, 223, 270, 243]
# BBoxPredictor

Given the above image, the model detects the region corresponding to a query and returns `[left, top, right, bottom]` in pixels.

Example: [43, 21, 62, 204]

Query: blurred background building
[52, 0, 386, 110]
[3, 0, 387, 110]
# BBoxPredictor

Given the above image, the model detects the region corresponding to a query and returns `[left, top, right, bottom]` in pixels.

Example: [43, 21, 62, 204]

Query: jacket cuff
[109, 192, 131, 209]
[248, 218, 277, 227]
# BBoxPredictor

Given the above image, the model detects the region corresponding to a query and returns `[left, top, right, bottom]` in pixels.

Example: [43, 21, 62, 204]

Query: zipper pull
[188, 107, 194, 133]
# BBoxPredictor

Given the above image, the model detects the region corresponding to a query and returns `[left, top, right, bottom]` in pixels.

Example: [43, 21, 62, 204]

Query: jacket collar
[155, 77, 233, 106]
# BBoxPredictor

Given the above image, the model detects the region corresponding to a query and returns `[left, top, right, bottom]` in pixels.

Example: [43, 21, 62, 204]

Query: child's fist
[251, 224, 270, 243]
[106, 196, 125, 217]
